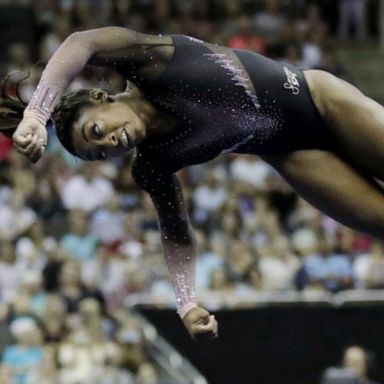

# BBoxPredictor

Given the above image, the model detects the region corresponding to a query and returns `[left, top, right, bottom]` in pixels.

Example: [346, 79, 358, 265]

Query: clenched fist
[182, 307, 218, 340]
[13, 117, 47, 163]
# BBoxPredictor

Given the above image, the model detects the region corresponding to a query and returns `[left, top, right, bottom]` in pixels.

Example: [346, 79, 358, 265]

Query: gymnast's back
[90, 30, 329, 173]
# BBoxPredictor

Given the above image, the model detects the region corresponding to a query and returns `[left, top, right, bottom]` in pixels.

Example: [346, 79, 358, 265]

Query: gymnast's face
[71, 91, 146, 160]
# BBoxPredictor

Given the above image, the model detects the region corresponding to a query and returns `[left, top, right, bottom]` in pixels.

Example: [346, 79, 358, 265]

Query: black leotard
[110, 35, 330, 173]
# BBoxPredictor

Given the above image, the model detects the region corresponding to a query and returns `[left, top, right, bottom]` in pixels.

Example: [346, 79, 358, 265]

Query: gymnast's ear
[89, 89, 109, 103]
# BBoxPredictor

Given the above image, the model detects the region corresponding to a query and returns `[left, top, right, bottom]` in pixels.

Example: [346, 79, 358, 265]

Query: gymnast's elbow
[63, 30, 95, 50]
[160, 222, 196, 247]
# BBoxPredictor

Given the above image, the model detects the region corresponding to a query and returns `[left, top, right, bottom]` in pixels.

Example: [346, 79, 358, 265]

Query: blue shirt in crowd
[2, 345, 43, 384]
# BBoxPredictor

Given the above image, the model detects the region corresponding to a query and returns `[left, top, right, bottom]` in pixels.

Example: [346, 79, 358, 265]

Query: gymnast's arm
[13, 27, 170, 160]
[131, 158, 218, 338]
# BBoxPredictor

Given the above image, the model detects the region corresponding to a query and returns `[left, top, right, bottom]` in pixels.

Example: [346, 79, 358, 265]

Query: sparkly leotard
[115, 35, 329, 172]
[23, 30, 329, 318]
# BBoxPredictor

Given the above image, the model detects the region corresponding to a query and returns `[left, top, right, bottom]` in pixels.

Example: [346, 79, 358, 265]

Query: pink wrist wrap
[177, 302, 198, 319]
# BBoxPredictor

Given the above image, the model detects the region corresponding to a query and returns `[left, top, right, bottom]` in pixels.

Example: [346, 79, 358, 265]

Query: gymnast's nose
[108, 133, 118, 146]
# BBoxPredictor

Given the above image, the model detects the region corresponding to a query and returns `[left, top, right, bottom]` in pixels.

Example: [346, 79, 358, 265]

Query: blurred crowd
[0, 0, 381, 383]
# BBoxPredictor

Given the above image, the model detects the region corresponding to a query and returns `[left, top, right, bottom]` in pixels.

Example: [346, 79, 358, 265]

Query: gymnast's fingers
[13, 133, 32, 148]
[29, 140, 45, 163]
[193, 315, 218, 336]
[15, 135, 38, 155]
[15, 135, 45, 162]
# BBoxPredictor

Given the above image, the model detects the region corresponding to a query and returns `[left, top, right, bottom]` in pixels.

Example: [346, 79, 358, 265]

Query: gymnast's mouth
[120, 127, 131, 148]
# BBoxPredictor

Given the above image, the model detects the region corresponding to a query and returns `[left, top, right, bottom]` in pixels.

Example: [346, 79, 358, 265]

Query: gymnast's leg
[305, 70, 384, 180]
[262, 150, 384, 239]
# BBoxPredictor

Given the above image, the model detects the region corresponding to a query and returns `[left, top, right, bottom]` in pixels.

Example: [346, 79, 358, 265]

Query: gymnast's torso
[92, 34, 330, 174]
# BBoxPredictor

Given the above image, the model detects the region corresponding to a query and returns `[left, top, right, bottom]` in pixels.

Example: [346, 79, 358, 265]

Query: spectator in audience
[58, 260, 101, 313]
[229, 154, 271, 189]
[199, 264, 234, 312]
[0, 191, 36, 241]
[19, 270, 48, 317]
[27, 346, 59, 384]
[107, 262, 148, 311]
[90, 194, 127, 245]
[113, 159, 141, 209]
[301, 28, 323, 69]
[0, 303, 13, 358]
[315, 43, 352, 81]
[60, 163, 114, 212]
[258, 235, 300, 290]
[58, 325, 105, 383]
[135, 362, 159, 384]
[4, 43, 38, 101]
[0, 133, 12, 161]
[84, 342, 134, 384]
[193, 169, 228, 224]
[1, 318, 44, 384]
[137, 193, 158, 231]
[338, 226, 372, 256]
[118, 212, 145, 260]
[116, 315, 146, 374]
[61, 210, 98, 262]
[252, 0, 287, 43]
[322, 345, 382, 384]
[288, 198, 322, 232]
[15, 220, 56, 269]
[208, 266, 233, 292]
[238, 263, 262, 293]
[9, 293, 38, 324]
[195, 232, 225, 290]
[343, 346, 381, 384]
[40, 295, 66, 343]
[81, 243, 127, 298]
[7, 152, 36, 199]
[353, 241, 384, 289]
[27, 156, 66, 219]
[0, 241, 22, 303]
[225, 240, 256, 284]
[226, 15, 267, 54]
[281, 43, 304, 67]
[338, 0, 368, 40]
[215, 207, 244, 249]
[300, 232, 353, 292]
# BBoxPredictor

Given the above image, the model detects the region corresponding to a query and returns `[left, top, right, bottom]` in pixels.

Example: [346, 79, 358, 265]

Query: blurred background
[1, 0, 384, 383]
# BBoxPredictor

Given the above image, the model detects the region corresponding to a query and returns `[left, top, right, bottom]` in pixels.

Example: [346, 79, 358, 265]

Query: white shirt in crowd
[259, 255, 300, 290]
[229, 156, 271, 188]
[193, 185, 228, 212]
[0, 261, 22, 303]
[60, 175, 114, 212]
[0, 204, 36, 240]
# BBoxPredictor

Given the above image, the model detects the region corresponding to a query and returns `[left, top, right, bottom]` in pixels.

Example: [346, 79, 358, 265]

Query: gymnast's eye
[92, 122, 102, 138]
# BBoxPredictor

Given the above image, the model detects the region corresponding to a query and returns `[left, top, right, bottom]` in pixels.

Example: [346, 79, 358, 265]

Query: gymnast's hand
[13, 117, 47, 163]
[183, 307, 218, 341]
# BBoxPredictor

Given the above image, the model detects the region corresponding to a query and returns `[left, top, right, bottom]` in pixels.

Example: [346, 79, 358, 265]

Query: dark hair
[0, 72, 27, 138]
[52, 89, 95, 156]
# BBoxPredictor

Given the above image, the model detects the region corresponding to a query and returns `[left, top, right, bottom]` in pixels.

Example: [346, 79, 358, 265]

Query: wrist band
[178, 302, 198, 319]
[23, 108, 49, 126]
[24, 80, 61, 126]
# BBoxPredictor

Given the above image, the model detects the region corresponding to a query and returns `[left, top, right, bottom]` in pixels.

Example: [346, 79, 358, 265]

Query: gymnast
[4, 27, 384, 339]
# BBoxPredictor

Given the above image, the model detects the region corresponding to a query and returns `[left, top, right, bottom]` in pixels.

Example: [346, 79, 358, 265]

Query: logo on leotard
[283, 67, 300, 95]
